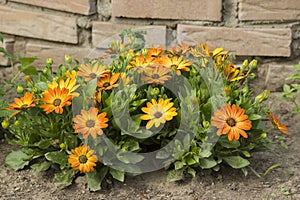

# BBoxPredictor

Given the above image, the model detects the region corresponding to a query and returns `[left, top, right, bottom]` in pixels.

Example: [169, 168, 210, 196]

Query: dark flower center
[53, 99, 61, 106]
[154, 111, 163, 119]
[79, 155, 88, 164]
[103, 82, 111, 88]
[86, 120, 95, 128]
[152, 74, 160, 79]
[89, 73, 97, 79]
[20, 104, 28, 109]
[226, 118, 236, 127]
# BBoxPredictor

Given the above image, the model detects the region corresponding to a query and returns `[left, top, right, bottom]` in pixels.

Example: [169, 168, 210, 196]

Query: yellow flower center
[53, 99, 61, 106]
[103, 82, 110, 88]
[154, 111, 163, 119]
[79, 155, 88, 164]
[86, 120, 95, 128]
[226, 118, 236, 127]
[21, 104, 28, 109]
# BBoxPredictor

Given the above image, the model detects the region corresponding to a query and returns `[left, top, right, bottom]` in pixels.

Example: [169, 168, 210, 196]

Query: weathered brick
[0, 5, 77, 43]
[0, 38, 14, 66]
[239, 0, 300, 21]
[10, 0, 96, 15]
[90, 22, 166, 58]
[257, 62, 295, 92]
[112, 0, 222, 21]
[177, 25, 292, 57]
[26, 42, 90, 67]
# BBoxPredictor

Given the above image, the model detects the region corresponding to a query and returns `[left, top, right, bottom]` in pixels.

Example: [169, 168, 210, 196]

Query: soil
[0, 88, 299, 200]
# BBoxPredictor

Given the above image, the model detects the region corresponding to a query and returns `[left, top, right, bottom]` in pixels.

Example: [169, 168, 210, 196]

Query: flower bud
[261, 133, 267, 139]
[119, 44, 125, 52]
[151, 87, 160, 96]
[46, 58, 53, 65]
[248, 73, 256, 79]
[126, 53, 133, 61]
[42, 66, 48, 74]
[242, 86, 249, 94]
[240, 59, 249, 72]
[142, 48, 148, 56]
[203, 121, 210, 129]
[59, 143, 65, 149]
[249, 59, 258, 70]
[255, 90, 270, 103]
[17, 85, 24, 94]
[32, 87, 38, 93]
[65, 54, 72, 64]
[224, 86, 231, 96]
[14, 120, 19, 126]
[24, 75, 33, 86]
[1, 120, 9, 129]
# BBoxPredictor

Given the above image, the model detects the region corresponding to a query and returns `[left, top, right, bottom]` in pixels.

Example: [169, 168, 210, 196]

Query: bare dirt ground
[0, 88, 299, 200]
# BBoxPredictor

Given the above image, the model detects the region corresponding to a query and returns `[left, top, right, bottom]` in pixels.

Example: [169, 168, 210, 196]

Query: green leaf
[45, 151, 69, 169]
[223, 156, 250, 169]
[35, 82, 48, 91]
[5, 150, 32, 170]
[86, 167, 108, 191]
[218, 137, 240, 148]
[31, 161, 51, 174]
[263, 163, 282, 177]
[286, 74, 300, 80]
[19, 65, 38, 75]
[199, 157, 217, 169]
[117, 152, 144, 164]
[53, 169, 76, 188]
[167, 168, 184, 182]
[109, 168, 125, 182]
[241, 151, 251, 158]
[19, 56, 38, 66]
[174, 161, 184, 170]
[34, 139, 53, 149]
[248, 114, 261, 121]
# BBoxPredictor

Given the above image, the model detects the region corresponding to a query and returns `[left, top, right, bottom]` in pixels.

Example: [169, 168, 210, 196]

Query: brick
[112, 0, 222, 21]
[10, 0, 97, 15]
[0, 38, 14, 66]
[177, 25, 292, 57]
[26, 42, 90, 68]
[239, 0, 300, 21]
[90, 22, 166, 58]
[257, 62, 295, 92]
[0, 5, 77, 43]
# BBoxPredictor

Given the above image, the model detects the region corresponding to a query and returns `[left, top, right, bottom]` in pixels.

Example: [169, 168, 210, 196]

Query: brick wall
[0, 0, 300, 91]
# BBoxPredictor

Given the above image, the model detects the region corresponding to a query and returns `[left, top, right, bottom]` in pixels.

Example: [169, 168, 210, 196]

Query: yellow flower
[6, 92, 38, 117]
[40, 87, 72, 114]
[168, 42, 190, 55]
[47, 75, 80, 97]
[140, 98, 177, 129]
[212, 104, 252, 141]
[160, 55, 191, 75]
[224, 63, 244, 82]
[77, 63, 110, 82]
[140, 65, 172, 84]
[73, 107, 109, 139]
[268, 112, 288, 135]
[68, 145, 98, 173]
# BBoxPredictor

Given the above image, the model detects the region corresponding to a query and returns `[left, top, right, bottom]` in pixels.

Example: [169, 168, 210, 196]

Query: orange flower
[6, 92, 38, 117]
[68, 145, 98, 173]
[212, 104, 252, 141]
[77, 63, 110, 82]
[127, 54, 154, 72]
[97, 73, 120, 91]
[269, 112, 288, 134]
[40, 87, 72, 114]
[168, 42, 190, 55]
[73, 107, 109, 139]
[140, 98, 177, 129]
[146, 46, 164, 59]
[140, 65, 172, 84]
[160, 55, 191, 75]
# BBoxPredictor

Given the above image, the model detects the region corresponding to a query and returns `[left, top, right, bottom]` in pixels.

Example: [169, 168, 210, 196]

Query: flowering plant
[1, 30, 288, 191]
